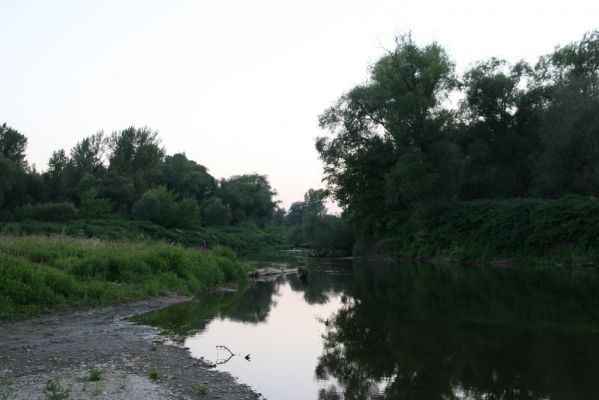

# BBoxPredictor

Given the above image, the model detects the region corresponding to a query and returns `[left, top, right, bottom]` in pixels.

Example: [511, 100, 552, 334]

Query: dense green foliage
[317, 31, 599, 258]
[0, 125, 281, 230]
[0, 219, 287, 257]
[285, 189, 354, 255]
[0, 235, 248, 320]
[376, 196, 599, 262]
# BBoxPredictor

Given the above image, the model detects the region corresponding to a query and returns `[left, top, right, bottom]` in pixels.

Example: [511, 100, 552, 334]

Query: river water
[136, 258, 599, 399]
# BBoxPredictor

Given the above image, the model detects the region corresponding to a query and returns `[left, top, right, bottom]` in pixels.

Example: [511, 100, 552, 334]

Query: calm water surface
[136, 259, 599, 399]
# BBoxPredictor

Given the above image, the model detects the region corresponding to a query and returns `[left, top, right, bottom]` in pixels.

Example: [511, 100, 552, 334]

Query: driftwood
[215, 345, 250, 364]
[248, 267, 299, 278]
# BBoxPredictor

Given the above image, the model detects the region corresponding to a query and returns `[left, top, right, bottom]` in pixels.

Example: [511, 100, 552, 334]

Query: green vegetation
[0, 219, 286, 257]
[3, 31, 599, 260]
[147, 368, 161, 381]
[285, 189, 354, 256]
[195, 384, 209, 396]
[377, 197, 599, 262]
[0, 125, 282, 230]
[86, 369, 105, 382]
[0, 235, 248, 320]
[315, 30, 599, 259]
[44, 378, 70, 400]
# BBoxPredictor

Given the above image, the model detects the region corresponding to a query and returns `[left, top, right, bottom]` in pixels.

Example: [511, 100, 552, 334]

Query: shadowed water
[135, 259, 599, 400]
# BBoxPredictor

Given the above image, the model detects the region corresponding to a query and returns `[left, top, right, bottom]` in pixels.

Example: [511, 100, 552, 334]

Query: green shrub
[382, 196, 599, 262]
[132, 187, 200, 229]
[79, 189, 113, 219]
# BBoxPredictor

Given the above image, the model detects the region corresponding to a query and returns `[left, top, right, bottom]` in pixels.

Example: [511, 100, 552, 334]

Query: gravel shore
[0, 296, 261, 400]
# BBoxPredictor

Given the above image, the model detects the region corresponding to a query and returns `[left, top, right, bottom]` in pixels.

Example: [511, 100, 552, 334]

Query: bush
[383, 196, 599, 262]
[132, 187, 200, 229]
[79, 189, 113, 219]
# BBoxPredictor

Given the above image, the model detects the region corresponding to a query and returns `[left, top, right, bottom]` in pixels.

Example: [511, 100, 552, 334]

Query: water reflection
[136, 259, 599, 400]
[318, 261, 599, 400]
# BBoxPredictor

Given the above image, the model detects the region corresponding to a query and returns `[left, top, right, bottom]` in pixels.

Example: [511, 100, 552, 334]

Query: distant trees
[0, 123, 28, 166]
[317, 30, 599, 239]
[5, 30, 598, 242]
[217, 174, 278, 227]
[0, 124, 281, 230]
[159, 153, 216, 203]
[286, 188, 353, 254]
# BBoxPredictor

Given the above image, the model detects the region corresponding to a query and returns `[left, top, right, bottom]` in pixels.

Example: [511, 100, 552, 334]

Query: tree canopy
[317, 30, 599, 238]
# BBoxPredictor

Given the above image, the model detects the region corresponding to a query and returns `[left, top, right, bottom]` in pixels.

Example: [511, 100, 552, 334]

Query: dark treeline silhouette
[0, 125, 282, 229]
[317, 31, 599, 254]
[284, 188, 354, 255]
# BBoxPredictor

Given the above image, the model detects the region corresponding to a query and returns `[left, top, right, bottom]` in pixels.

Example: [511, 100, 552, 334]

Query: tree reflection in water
[135, 258, 599, 400]
[316, 261, 599, 400]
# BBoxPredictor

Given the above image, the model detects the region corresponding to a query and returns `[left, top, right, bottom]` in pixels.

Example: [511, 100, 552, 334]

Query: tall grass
[0, 235, 247, 320]
[0, 219, 287, 257]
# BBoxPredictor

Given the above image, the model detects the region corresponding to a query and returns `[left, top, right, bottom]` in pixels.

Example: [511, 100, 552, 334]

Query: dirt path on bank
[0, 296, 262, 400]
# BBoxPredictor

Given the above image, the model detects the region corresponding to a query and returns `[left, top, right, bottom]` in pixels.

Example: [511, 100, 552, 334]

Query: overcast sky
[1, 0, 598, 208]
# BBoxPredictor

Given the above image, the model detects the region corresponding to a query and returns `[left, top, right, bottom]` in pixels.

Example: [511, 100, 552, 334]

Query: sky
[1, 0, 598, 208]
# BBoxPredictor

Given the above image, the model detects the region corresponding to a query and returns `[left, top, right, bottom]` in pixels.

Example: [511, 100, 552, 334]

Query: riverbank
[360, 197, 599, 265]
[0, 219, 287, 258]
[0, 235, 248, 320]
[0, 295, 261, 400]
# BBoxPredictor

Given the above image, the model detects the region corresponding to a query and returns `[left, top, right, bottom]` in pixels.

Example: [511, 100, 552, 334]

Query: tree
[159, 153, 216, 203]
[0, 123, 28, 167]
[531, 30, 599, 197]
[69, 132, 107, 176]
[108, 126, 165, 197]
[201, 197, 232, 226]
[44, 149, 69, 200]
[285, 188, 327, 226]
[217, 174, 277, 227]
[457, 59, 541, 198]
[317, 35, 460, 233]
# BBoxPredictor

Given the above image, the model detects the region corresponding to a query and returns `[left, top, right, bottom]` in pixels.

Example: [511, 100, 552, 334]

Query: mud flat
[0, 296, 261, 400]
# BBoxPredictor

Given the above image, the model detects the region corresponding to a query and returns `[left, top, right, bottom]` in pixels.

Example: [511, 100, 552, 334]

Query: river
[136, 258, 599, 399]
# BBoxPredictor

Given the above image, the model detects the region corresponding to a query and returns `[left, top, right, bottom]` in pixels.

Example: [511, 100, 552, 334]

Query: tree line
[0, 125, 282, 229]
[317, 30, 599, 238]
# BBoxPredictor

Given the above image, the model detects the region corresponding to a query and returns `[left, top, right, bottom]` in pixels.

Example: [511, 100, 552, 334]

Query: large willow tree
[316, 36, 461, 234]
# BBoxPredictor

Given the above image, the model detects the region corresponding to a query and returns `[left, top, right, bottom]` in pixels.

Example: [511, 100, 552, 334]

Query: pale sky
[1, 0, 597, 208]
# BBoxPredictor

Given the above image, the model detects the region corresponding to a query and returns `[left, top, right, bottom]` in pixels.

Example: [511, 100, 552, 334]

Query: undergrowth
[0, 235, 248, 320]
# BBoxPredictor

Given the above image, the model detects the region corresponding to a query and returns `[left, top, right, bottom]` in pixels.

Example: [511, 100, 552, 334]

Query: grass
[44, 378, 70, 400]
[148, 368, 161, 381]
[195, 384, 208, 396]
[0, 219, 287, 258]
[0, 235, 249, 320]
[86, 368, 105, 382]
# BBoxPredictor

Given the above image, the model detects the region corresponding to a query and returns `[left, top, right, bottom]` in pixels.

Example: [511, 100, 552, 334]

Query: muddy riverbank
[0, 296, 261, 399]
